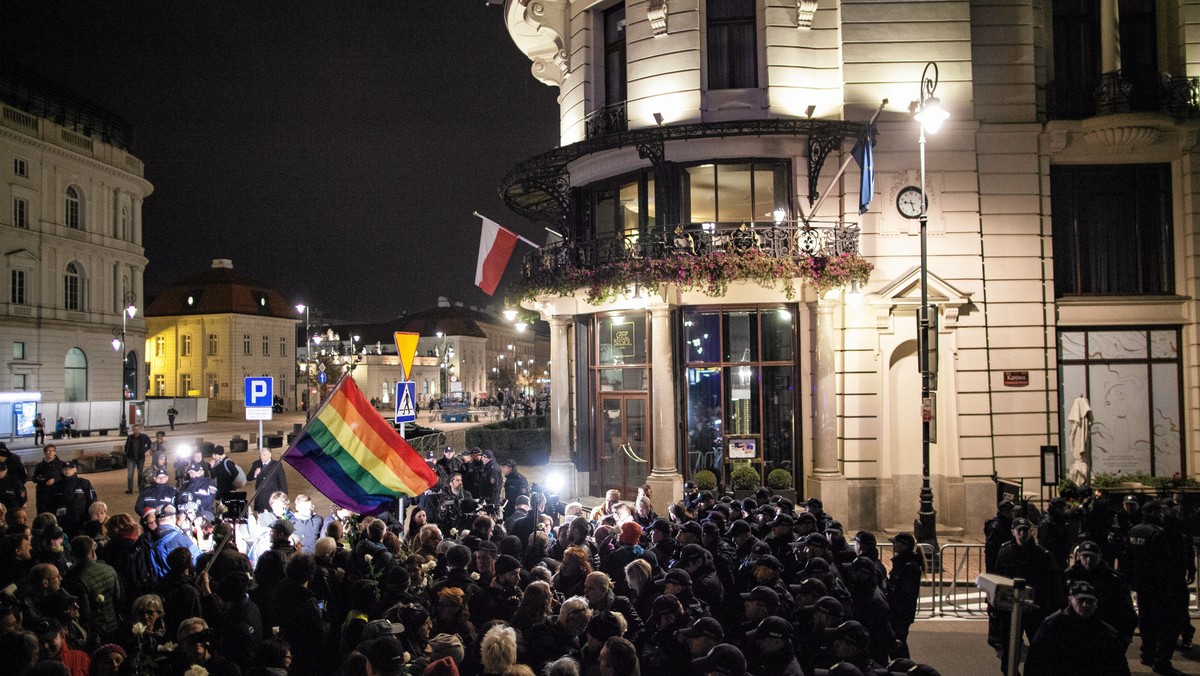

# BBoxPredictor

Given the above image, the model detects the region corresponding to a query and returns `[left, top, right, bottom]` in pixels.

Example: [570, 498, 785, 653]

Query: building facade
[499, 0, 1200, 532]
[0, 71, 152, 405]
[144, 259, 297, 414]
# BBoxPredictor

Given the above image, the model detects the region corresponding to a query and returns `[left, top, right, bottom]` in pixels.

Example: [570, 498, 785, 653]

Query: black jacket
[1063, 560, 1137, 646]
[124, 432, 152, 461]
[996, 539, 1064, 614]
[1024, 608, 1132, 676]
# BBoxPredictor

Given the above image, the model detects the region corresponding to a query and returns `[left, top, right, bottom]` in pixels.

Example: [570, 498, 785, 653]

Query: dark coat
[530, 617, 580, 675]
[995, 539, 1065, 614]
[248, 460, 287, 513]
[32, 456, 64, 514]
[274, 578, 329, 676]
[1064, 560, 1137, 646]
[63, 558, 123, 639]
[1024, 608, 1132, 676]
[158, 571, 203, 642]
[55, 474, 96, 534]
[886, 549, 924, 630]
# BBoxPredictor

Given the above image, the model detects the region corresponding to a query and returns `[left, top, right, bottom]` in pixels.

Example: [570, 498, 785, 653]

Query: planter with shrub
[730, 463, 761, 499]
[694, 470, 718, 492]
[766, 468, 797, 503]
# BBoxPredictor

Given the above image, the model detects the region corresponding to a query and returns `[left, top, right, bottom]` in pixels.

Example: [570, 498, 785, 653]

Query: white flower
[364, 554, 374, 563]
[449, 528, 459, 536]
[95, 594, 105, 603]
[402, 651, 411, 663]
[470, 572, 480, 581]
[421, 561, 436, 572]
[185, 666, 210, 676]
[158, 641, 178, 652]
[131, 622, 146, 636]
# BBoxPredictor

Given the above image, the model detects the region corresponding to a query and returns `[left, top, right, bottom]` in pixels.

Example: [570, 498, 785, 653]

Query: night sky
[0, 2, 560, 320]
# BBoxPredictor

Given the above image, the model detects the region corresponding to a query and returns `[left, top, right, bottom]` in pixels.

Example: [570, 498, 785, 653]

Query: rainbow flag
[284, 376, 437, 515]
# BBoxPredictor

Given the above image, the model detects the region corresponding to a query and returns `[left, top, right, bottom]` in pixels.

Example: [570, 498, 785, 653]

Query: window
[154, 374, 165, 396]
[682, 160, 789, 225]
[65, 186, 81, 229]
[603, 4, 627, 106]
[1051, 164, 1173, 296]
[707, 0, 757, 90]
[13, 158, 27, 177]
[63, 263, 81, 310]
[279, 336, 287, 356]
[13, 197, 28, 229]
[181, 373, 193, 395]
[683, 305, 798, 483]
[1059, 328, 1183, 476]
[1051, 0, 1158, 119]
[64, 347, 87, 402]
[10, 270, 26, 305]
[589, 171, 657, 241]
[243, 334, 251, 355]
[263, 335, 270, 356]
[119, 207, 128, 240]
[180, 334, 192, 357]
[13, 342, 25, 359]
[154, 336, 165, 357]
[12, 374, 26, 391]
[208, 334, 218, 356]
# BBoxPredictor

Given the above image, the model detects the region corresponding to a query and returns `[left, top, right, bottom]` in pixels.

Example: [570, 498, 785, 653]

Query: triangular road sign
[394, 331, 420, 381]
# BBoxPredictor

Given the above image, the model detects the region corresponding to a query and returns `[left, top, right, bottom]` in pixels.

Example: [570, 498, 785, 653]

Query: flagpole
[473, 211, 540, 249]
[805, 100, 887, 223]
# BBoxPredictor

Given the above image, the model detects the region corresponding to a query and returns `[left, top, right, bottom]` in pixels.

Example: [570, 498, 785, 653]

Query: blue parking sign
[244, 377, 273, 408]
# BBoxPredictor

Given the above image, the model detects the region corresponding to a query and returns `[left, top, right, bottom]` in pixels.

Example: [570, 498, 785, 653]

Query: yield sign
[394, 331, 420, 381]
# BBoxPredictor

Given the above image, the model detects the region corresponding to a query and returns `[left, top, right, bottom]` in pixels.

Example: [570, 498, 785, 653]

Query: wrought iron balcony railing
[522, 220, 860, 281]
[584, 101, 628, 139]
[1049, 69, 1200, 120]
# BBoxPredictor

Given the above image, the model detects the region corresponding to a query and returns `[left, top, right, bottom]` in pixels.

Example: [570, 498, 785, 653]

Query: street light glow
[295, 303, 306, 314]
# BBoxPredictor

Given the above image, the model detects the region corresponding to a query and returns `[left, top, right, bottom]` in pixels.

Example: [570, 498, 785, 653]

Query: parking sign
[245, 377, 273, 421]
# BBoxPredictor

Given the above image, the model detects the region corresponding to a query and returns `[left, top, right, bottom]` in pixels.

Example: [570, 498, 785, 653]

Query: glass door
[596, 394, 649, 498]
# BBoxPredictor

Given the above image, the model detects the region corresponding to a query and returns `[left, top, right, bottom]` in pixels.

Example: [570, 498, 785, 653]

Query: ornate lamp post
[910, 62, 949, 548]
[111, 292, 137, 435]
[296, 304, 311, 419]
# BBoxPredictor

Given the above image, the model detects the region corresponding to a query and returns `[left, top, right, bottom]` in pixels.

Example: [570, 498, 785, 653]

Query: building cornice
[504, 0, 569, 89]
[0, 125, 153, 193]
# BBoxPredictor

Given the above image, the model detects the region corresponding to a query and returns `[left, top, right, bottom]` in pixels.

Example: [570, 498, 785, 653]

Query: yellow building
[145, 259, 297, 414]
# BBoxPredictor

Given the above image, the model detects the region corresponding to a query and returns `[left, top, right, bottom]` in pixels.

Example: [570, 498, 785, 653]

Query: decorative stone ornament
[648, 0, 668, 36]
[798, 0, 818, 28]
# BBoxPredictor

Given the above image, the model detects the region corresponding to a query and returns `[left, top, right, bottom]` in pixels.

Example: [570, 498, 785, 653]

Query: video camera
[529, 483, 566, 517]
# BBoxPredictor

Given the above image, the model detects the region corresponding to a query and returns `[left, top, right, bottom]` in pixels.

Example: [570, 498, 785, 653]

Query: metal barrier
[914, 543, 939, 619]
[934, 544, 989, 616]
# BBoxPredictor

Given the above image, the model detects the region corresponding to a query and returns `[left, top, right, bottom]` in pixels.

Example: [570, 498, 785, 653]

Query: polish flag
[475, 215, 519, 296]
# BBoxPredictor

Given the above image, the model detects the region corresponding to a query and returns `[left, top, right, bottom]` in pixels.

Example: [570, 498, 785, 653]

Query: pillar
[547, 316, 577, 495]
[645, 304, 682, 515]
[807, 299, 848, 519]
[1100, 0, 1121, 74]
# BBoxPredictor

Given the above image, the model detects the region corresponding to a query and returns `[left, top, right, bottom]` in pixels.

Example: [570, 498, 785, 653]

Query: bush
[694, 470, 718, 491]
[479, 415, 548, 431]
[730, 463, 760, 490]
[767, 468, 793, 490]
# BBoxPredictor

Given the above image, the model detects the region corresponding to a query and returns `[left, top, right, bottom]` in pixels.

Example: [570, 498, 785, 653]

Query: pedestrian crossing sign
[395, 381, 417, 424]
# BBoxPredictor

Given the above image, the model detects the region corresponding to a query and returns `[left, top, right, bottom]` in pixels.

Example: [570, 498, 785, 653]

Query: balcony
[584, 101, 628, 139]
[1049, 69, 1200, 120]
[517, 220, 868, 304]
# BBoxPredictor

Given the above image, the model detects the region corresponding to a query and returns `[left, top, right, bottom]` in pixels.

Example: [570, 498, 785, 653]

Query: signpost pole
[258, 419, 264, 450]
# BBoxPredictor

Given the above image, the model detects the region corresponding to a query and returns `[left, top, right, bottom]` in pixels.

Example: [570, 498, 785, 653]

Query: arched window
[64, 347, 87, 402]
[65, 186, 81, 229]
[124, 350, 138, 399]
[64, 263, 81, 310]
[119, 206, 129, 240]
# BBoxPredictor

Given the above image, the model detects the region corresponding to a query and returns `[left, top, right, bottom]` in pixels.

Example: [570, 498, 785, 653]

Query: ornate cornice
[797, 0, 818, 29]
[507, 0, 570, 88]
[648, 0, 668, 36]
[0, 126, 152, 191]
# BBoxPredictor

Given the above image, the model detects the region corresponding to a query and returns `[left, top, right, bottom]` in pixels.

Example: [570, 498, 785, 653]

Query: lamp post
[911, 62, 949, 548]
[296, 304, 311, 419]
[111, 292, 137, 435]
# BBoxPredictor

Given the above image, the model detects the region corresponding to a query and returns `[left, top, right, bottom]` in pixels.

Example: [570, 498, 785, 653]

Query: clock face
[896, 186, 926, 219]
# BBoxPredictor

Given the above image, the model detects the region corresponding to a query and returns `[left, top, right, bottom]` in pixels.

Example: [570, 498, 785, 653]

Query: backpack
[228, 459, 247, 488]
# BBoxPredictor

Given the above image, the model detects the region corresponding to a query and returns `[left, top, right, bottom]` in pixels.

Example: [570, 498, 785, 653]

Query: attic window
[252, 292, 269, 312]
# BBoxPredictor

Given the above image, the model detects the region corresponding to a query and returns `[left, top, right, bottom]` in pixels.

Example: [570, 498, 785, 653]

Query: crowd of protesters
[0, 430, 1024, 676]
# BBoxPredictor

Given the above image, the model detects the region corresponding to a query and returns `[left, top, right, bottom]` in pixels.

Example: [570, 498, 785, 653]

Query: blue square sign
[395, 381, 416, 424]
[244, 377, 273, 408]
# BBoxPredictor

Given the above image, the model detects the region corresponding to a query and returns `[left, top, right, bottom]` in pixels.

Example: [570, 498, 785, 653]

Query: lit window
[181, 335, 192, 357]
[65, 186, 81, 229]
[154, 336, 165, 357]
[10, 270, 26, 305]
[13, 342, 25, 359]
[208, 334, 218, 356]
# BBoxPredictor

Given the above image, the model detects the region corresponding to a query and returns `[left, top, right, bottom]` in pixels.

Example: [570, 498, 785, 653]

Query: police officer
[984, 500, 1015, 573]
[55, 460, 96, 535]
[462, 447, 484, 498]
[501, 459, 528, 519]
[1037, 497, 1073, 570]
[436, 446, 464, 487]
[32, 444, 65, 515]
[1161, 498, 1196, 653]
[0, 461, 27, 510]
[178, 464, 219, 519]
[1063, 540, 1137, 649]
[1125, 500, 1183, 674]
[135, 467, 178, 516]
[1023, 581, 1132, 676]
[993, 517, 1063, 674]
[479, 449, 503, 508]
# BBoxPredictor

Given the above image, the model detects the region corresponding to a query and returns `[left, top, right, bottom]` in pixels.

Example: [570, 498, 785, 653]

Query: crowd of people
[4, 428, 1176, 676]
[984, 492, 1197, 676]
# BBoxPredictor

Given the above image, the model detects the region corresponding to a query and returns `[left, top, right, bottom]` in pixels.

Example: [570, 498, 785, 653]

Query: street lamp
[296, 303, 311, 419]
[911, 62, 948, 549]
[111, 292, 137, 435]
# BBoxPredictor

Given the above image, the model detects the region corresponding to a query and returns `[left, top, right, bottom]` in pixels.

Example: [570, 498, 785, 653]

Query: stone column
[645, 304, 682, 515]
[547, 316, 577, 494]
[1100, 0, 1121, 73]
[808, 299, 848, 519]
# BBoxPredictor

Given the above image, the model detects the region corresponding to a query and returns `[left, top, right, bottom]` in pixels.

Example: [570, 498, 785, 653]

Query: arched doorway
[64, 348, 87, 402]
[124, 350, 139, 399]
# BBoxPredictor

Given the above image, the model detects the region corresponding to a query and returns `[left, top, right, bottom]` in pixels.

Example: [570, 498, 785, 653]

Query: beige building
[0, 70, 152, 406]
[145, 259, 297, 414]
[498, 0, 1200, 533]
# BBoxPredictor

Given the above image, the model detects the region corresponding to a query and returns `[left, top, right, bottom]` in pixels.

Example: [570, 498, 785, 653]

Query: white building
[0, 71, 152, 406]
[498, 0, 1200, 532]
[144, 259, 297, 414]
